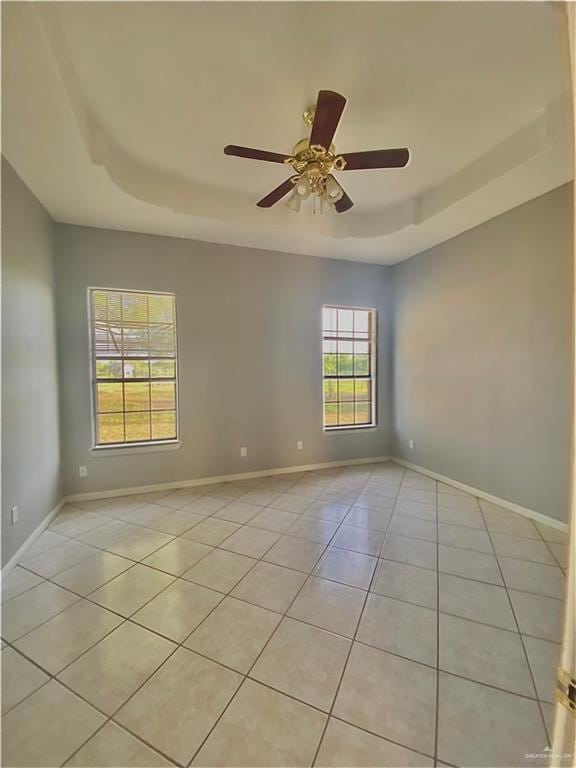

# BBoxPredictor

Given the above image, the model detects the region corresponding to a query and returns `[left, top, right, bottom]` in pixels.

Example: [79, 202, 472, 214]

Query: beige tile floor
[1, 462, 568, 767]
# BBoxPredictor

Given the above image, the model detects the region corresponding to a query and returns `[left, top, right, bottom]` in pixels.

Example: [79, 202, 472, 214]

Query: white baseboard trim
[394, 457, 569, 532]
[4, 455, 566, 576]
[2, 457, 391, 573]
[66, 456, 392, 503]
[2, 498, 67, 576]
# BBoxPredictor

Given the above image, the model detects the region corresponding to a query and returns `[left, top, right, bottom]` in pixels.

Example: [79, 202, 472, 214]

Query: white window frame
[322, 304, 377, 431]
[88, 287, 180, 451]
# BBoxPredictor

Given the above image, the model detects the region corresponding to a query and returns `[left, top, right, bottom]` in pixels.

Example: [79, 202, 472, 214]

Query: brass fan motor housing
[286, 139, 347, 177]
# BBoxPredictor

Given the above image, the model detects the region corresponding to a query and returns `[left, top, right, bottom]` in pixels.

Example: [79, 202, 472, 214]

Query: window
[322, 305, 376, 429]
[89, 288, 178, 447]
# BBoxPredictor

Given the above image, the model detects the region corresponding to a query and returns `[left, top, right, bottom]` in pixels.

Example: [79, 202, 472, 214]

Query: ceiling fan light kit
[224, 89, 410, 214]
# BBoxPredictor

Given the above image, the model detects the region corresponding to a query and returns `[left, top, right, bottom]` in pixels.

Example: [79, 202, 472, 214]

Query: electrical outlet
[240, 447, 247, 457]
[297, 441, 303, 450]
[10, 506, 19, 525]
[79, 465, 88, 478]
[409, 440, 415, 450]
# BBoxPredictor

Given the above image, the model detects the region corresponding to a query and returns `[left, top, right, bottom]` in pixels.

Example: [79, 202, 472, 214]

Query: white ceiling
[2, 1, 573, 265]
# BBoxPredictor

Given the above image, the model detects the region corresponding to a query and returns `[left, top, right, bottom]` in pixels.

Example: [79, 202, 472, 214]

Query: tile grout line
[309, 465, 407, 767]
[16, 487, 564, 590]
[18, 514, 298, 768]
[186, 466, 392, 764]
[9, 522, 564, 660]
[9, 490, 349, 648]
[63, 640, 186, 768]
[7, 480, 562, 689]
[433, 475, 441, 767]
[7, 512, 283, 701]
[10, 537, 217, 645]
[7, 475, 326, 643]
[477, 503, 554, 748]
[4, 618, 557, 728]
[62, 465, 379, 768]
[6, 564, 198, 765]
[31, 502, 292, 768]
[2, 470, 358, 739]
[532, 523, 568, 576]
[182, 466, 382, 767]
[8, 516, 559, 726]
[16, 515, 565, 607]
[3, 513, 263, 727]
[4, 463, 563, 766]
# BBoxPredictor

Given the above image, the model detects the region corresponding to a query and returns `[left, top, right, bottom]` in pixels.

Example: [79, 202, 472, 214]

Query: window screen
[90, 289, 178, 446]
[322, 305, 376, 429]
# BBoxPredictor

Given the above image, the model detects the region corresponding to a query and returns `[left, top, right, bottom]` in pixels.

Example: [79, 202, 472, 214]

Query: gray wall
[55, 225, 393, 495]
[393, 184, 573, 522]
[2, 159, 62, 561]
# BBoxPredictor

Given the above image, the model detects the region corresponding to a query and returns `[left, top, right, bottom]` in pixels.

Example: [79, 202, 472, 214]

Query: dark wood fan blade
[224, 145, 291, 164]
[335, 188, 354, 213]
[256, 178, 295, 208]
[341, 148, 410, 170]
[309, 91, 347, 149]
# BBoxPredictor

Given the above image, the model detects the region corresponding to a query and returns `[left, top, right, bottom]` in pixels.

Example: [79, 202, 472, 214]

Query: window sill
[89, 440, 181, 457]
[324, 426, 379, 434]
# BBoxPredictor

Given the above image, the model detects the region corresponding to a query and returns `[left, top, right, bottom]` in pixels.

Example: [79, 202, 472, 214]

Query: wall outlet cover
[409, 440, 415, 450]
[297, 441, 303, 450]
[240, 447, 247, 457]
[11, 506, 19, 524]
[79, 465, 88, 478]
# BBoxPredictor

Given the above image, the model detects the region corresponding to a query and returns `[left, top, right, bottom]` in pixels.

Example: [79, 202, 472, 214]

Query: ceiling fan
[223, 90, 410, 214]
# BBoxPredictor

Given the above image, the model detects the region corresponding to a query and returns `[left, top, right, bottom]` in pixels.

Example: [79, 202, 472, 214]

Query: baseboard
[4, 455, 566, 576]
[2, 498, 67, 576]
[394, 457, 569, 532]
[2, 457, 391, 572]
[66, 455, 392, 503]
